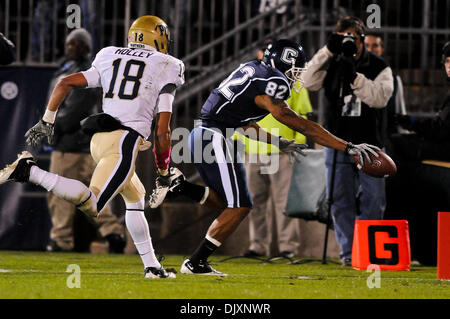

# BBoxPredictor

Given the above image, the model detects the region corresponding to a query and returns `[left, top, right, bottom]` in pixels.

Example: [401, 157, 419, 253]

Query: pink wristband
[153, 147, 171, 170]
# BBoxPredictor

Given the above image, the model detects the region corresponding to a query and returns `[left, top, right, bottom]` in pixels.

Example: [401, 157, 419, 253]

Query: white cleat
[0, 151, 35, 185]
[149, 167, 185, 208]
[180, 259, 227, 277]
[144, 266, 177, 279]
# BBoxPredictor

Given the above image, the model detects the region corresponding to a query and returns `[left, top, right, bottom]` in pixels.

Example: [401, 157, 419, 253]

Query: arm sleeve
[156, 93, 175, 113]
[80, 49, 104, 88]
[154, 58, 184, 113]
[301, 46, 333, 92]
[160, 58, 185, 88]
[81, 66, 101, 88]
[350, 66, 394, 108]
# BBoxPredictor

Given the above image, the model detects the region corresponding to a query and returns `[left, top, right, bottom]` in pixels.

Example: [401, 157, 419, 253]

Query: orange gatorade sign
[438, 212, 450, 280]
[352, 220, 411, 270]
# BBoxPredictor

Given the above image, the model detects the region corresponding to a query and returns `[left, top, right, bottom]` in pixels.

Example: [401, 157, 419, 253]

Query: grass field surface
[0, 251, 449, 299]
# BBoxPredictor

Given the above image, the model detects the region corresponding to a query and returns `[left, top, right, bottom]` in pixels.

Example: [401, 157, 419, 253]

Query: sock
[29, 166, 97, 216]
[175, 180, 209, 204]
[125, 199, 161, 269]
[190, 235, 221, 264]
[29, 166, 58, 191]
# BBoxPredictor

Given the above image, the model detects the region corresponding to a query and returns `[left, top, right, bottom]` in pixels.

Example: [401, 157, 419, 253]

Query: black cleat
[0, 151, 36, 184]
[144, 266, 176, 279]
[180, 259, 227, 277]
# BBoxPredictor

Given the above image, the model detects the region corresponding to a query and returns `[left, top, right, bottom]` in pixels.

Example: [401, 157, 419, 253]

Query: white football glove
[279, 138, 308, 163]
[25, 120, 55, 148]
[345, 142, 380, 168]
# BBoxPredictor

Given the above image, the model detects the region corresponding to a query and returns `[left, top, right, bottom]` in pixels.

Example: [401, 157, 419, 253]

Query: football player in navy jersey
[150, 39, 380, 276]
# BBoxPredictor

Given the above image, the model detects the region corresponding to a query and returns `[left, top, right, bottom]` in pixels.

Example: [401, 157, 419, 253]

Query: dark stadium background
[0, 0, 449, 266]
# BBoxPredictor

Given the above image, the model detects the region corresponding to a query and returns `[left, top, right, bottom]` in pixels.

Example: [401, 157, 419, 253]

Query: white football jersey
[81, 46, 185, 139]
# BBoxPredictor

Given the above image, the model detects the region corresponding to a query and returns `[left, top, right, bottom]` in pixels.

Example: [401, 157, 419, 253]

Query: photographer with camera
[302, 16, 394, 266]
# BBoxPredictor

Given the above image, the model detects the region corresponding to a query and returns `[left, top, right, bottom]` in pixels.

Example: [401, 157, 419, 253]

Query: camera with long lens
[341, 32, 357, 57]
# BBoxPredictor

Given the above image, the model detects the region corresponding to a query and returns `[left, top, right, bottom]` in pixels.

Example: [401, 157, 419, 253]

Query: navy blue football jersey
[199, 60, 291, 130]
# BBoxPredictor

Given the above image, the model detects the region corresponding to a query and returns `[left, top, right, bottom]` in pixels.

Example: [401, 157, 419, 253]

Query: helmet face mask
[128, 15, 171, 54]
[284, 59, 308, 93]
[262, 39, 308, 93]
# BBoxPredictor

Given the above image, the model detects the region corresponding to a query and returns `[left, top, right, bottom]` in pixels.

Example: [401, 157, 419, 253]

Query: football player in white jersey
[0, 15, 185, 279]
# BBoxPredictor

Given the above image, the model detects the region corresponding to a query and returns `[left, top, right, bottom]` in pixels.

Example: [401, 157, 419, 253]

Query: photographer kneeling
[302, 16, 393, 266]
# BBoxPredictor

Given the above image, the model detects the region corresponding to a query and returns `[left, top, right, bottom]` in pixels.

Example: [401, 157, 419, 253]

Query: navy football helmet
[262, 39, 307, 92]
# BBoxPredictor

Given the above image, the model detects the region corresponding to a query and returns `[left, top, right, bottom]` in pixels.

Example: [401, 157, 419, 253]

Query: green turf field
[0, 251, 449, 299]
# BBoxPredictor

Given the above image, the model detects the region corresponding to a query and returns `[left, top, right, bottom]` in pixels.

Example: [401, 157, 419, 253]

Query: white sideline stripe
[107, 135, 140, 203]
[97, 131, 140, 210]
[201, 126, 241, 207]
[211, 133, 235, 207]
[222, 137, 240, 207]
[97, 131, 128, 201]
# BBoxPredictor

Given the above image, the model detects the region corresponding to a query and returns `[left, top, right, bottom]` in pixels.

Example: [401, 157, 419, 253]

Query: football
[353, 150, 397, 178]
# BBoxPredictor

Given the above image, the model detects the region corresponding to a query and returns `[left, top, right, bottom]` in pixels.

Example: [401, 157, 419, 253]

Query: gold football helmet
[128, 15, 170, 54]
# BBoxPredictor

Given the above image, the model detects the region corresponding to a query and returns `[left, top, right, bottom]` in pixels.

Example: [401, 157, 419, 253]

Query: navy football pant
[189, 126, 253, 208]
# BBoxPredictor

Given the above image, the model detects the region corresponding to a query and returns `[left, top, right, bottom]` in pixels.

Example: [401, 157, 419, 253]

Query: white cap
[66, 28, 92, 52]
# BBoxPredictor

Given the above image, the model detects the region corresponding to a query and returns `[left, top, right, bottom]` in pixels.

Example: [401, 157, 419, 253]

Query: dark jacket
[322, 48, 391, 147]
[390, 93, 450, 162]
[413, 94, 450, 141]
[48, 56, 101, 153]
[413, 94, 450, 160]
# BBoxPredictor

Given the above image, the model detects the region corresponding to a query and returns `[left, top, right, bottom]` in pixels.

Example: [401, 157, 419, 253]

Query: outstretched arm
[240, 122, 278, 144]
[254, 94, 379, 165]
[240, 121, 308, 161]
[254, 94, 348, 151]
[46, 73, 88, 112]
